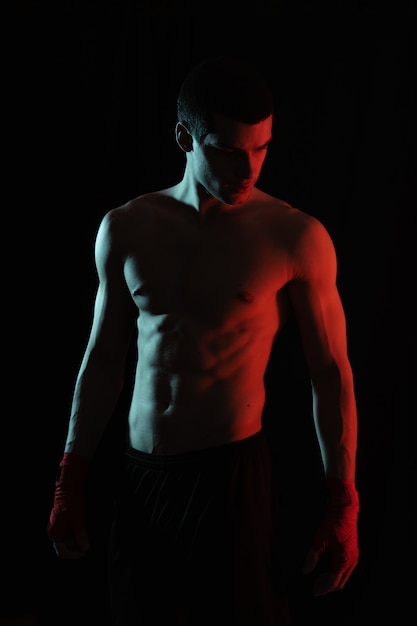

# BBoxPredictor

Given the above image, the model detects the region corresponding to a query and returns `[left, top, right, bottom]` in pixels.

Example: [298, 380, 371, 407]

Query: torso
[118, 188, 304, 453]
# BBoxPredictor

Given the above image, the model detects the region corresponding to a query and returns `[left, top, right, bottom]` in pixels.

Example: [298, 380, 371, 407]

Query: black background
[4, 1, 416, 624]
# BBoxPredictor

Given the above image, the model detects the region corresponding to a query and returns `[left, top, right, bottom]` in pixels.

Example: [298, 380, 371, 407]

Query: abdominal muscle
[127, 315, 274, 454]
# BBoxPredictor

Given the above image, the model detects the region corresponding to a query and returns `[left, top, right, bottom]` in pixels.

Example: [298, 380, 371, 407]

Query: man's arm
[48, 209, 137, 558]
[286, 213, 359, 596]
[64, 210, 137, 458]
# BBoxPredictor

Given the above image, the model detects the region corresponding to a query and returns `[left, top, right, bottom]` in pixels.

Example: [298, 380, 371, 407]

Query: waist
[125, 429, 266, 467]
[127, 386, 265, 454]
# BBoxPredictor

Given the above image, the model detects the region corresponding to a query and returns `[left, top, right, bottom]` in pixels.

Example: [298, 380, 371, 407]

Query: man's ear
[175, 122, 193, 152]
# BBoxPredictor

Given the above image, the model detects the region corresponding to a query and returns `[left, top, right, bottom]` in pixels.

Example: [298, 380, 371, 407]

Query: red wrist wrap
[314, 479, 359, 569]
[56, 452, 89, 487]
[47, 452, 90, 543]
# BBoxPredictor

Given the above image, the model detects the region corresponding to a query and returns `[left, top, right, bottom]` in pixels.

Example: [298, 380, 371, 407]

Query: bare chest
[124, 218, 290, 321]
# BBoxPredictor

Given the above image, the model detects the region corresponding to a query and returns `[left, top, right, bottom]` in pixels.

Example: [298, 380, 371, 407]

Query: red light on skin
[237, 290, 254, 303]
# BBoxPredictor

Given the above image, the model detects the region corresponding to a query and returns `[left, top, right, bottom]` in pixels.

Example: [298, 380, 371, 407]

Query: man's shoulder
[253, 191, 334, 265]
[114, 190, 169, 213]
[104, 190, 173, 225]
[255, 189, 321, 230]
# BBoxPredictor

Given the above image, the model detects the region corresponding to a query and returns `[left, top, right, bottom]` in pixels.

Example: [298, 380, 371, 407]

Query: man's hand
[303, 480, 359, 596]
[47, 452, 90, 559]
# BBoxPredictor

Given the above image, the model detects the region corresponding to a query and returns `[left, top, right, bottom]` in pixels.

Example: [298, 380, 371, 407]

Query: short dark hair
[177, 56, 274, 142]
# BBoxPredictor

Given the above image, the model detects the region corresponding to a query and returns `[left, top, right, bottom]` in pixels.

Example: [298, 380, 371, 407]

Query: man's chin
[222, 188, 252, 206]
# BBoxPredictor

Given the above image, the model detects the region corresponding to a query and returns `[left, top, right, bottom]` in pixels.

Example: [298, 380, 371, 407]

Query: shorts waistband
[125, 429, 266, 469]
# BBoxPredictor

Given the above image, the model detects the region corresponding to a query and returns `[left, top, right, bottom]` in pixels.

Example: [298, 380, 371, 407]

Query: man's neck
[169, 177, 223, 216]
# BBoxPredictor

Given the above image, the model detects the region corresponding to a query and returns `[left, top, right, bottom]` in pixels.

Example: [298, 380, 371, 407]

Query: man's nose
[235, 152, 258, 179]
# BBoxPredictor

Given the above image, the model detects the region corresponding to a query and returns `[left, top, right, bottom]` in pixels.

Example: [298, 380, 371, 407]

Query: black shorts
[109, 430, 289, 626]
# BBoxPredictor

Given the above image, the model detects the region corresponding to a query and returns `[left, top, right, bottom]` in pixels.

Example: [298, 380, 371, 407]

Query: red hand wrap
[47, 452, 90, 543]
[313, 479, 360, 570]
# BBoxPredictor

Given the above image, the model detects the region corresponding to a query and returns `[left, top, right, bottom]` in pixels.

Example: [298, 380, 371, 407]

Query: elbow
[310, 359, 354, 396]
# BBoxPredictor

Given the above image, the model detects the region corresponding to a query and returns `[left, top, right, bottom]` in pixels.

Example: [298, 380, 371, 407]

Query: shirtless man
[48, 56, 359, 626]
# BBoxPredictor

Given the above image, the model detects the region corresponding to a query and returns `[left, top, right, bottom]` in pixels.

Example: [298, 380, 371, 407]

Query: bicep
[286, 220, 349, 378]
[287, 279, 348, 375]
[87, 212, 137, 361]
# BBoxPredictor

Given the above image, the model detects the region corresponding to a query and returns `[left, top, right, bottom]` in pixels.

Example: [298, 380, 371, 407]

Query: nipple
[237, 290, 254, 303]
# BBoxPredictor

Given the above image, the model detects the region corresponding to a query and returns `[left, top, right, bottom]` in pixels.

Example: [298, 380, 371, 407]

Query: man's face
[192, 113, 273, 206]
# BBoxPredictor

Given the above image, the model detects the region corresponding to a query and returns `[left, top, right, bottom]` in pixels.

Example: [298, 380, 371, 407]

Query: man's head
[176, 56, 274, 143]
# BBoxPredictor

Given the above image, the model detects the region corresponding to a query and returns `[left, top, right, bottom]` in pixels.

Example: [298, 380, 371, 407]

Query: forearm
[49, 353, 126, 558]
[64, 354, 126, 459]
[311, 365, 358, 482]
[304, 367, 359, 595]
